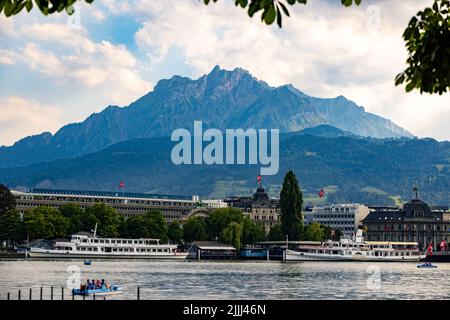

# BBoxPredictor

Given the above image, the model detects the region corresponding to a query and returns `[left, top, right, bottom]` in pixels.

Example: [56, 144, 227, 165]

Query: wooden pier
[3, 285, 146, 300]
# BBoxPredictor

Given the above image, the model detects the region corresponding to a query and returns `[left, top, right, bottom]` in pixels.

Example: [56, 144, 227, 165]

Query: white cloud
[0, 15, 18, 38]
[100, 0, 131, 15]
[0, 49, 17, 65]
[0, 0, 449, 144]
[0, 96, 63, 147]
[20, 23, 96, 53]
[22, 43, 67, 77]
[10, 22, 152, 106]
[131, 0, 450, 140]
[91, 6, 107, 22]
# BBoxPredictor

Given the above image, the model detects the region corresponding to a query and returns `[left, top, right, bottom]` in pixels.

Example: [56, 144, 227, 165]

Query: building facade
[12, 188, 228, 223]
[225, 186, 280, 232]
[362, 192, 450, 250]
[304, 204, 370, 237]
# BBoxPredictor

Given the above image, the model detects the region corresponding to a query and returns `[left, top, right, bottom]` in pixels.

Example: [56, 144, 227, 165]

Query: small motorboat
[417, 262, 438, 268]
[72, 285, 123, 296]
[84, 260, 91, 265]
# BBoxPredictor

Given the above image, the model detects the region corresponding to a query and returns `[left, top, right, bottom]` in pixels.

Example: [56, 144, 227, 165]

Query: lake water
[0, 259, 449, 300]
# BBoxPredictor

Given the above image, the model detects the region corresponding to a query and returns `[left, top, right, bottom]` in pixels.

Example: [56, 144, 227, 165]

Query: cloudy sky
[1, 0, 449, 146]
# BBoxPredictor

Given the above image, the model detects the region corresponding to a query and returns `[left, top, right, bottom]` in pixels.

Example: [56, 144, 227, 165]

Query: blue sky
[1, 0, 450, 146]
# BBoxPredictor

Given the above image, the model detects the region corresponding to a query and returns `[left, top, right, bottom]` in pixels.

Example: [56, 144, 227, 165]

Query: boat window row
[80, 239, 158, 245]
[334, 208, 352, 212]
[76, 247, 99, 252]
[301, 249, 415, 257]
[369, 251, 414, 257]
[135, 248, 171, 253]
[72, 247, 171, 253]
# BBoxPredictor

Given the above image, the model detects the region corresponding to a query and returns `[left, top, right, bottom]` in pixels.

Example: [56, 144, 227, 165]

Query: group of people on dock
[81, 279, 110, 291]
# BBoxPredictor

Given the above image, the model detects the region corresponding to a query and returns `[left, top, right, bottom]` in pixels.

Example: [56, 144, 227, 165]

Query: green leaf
[66, 5, 74, 15]
[0, 0, 6, 13]
[276, 4, 282, 27]
[264, 4, 276, 25]
[13, 0, 27, 15]
[341, 0, 352, 7]
[25, 0, 32, 12]
[278, 1, 290, 16]
[4, 0, 13, 16]
[395, 73, 406, 86]
[405, 81, 416, 92]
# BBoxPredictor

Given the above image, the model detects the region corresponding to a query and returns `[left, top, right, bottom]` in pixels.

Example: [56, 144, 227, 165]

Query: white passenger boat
[28, 233, 188, 260]
[285, 230, 425, 262]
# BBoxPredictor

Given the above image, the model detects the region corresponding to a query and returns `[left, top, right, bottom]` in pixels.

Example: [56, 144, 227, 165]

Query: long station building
[12, 188, 228, 223]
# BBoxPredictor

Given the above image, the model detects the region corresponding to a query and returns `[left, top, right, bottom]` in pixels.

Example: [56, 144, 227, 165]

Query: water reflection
[0, 260, 448, 300]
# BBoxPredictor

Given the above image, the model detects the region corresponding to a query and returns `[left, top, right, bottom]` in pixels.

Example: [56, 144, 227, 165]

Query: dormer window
[414, 211, 424, 218]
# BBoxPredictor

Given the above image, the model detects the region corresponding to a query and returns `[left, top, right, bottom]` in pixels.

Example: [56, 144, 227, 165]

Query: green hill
[1, 134, 448, 206]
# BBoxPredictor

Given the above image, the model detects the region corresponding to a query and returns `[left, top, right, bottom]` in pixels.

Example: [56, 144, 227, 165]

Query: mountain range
[0, 66, 413, 168]
[1, 66, 448, 206]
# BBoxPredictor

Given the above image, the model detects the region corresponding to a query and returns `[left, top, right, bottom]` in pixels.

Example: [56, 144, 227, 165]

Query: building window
[414, 211, 424, 218]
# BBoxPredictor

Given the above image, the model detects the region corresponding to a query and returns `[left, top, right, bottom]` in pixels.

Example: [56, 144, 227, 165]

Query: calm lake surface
[0, 259, 449, 300]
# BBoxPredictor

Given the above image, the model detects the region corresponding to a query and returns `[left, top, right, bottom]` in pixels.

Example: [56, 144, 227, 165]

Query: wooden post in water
[40, 286, 43, 300]
[61, 286, 64, 300]
[7, 292, 10, 300]
[51, 286, 53, 300]
[137, 286, 140, 300]
[72, 292, 74, 300]
[93, 294, 96, 301]
[83, 294, 85, 300]
[18, 289, 21, 300]
[29, 288, 32, 300]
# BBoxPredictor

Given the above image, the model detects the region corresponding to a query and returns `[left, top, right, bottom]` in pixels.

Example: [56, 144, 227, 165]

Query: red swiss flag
[427, 243, 433, 256]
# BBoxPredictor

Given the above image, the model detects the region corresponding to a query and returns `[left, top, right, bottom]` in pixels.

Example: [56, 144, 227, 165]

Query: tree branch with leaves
[0, 0, 93, 16]
[203, 0, 361, 28]
[395, 0, 450, 95]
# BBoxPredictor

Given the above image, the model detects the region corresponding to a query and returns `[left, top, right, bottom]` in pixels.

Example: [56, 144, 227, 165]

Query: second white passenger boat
[285, 230, 425, 262]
